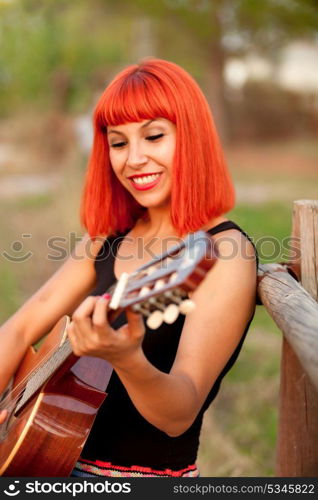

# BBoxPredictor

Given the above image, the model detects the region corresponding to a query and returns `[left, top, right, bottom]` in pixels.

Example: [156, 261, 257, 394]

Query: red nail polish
[102, 293, 111, 300]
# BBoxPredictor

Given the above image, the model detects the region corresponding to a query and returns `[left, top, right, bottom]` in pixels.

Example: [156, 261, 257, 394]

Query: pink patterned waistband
[73, 458, 199, 477]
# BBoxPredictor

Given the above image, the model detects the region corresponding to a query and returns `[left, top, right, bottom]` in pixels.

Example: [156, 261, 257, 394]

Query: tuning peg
[146, 310, 164, 329]
[154, 279, 166, 290]
[131, 303, 150, 316]
[147, 297, 179, 325]
[169, 272, 178, 283]
[164, 290, 196, 316]
[179, 299, 196, 315]
[132, 303, 164, 329]
[163, 304, 180, 324]
[140, 286, 151, 297]
[146, 266, 157, 275]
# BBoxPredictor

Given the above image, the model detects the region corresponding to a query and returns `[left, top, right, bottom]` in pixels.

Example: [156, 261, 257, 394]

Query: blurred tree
[119, 0, 318, 143]
[0, 0, 127, 114]
[1, 0, 318, 143]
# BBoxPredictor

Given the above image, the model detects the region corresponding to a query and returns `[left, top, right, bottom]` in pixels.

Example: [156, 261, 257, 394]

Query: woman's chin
[135, 197, 170, 210]
[129, 190, 171, 209]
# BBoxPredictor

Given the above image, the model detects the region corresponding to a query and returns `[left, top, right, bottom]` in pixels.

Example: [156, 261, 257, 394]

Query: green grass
[252, 307, 280, 334]
[229, 201, 292, 264]
[15, 194, 54, 209]
[226, 330, 281, 384]
[229, 201, 290, 333]
[0, 265, 21, 323]
[230, 202, 291, 241]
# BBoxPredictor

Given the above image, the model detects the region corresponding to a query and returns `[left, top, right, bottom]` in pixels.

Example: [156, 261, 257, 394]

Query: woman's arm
[67, 230, 257, 437]
[0, 233, 105, 396]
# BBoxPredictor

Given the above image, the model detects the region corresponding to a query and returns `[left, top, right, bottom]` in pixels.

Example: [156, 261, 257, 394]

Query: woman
[0, 59, 257, 477]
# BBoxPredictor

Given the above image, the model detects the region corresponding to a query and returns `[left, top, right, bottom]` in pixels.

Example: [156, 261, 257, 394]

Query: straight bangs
[95, 68, 176, 128]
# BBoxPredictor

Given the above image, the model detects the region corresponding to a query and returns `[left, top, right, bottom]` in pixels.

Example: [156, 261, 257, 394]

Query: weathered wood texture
[258, 264, 318, 389]
[297, 200, 318, 301]
[258, 200, 318, 477]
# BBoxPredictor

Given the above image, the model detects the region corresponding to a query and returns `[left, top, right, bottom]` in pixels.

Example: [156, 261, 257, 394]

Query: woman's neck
[134, 207, 228, 239]
[138, 206, 175, 238]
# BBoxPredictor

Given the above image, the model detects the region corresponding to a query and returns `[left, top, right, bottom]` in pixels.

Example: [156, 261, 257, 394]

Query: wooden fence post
[276, 200, 318, 476]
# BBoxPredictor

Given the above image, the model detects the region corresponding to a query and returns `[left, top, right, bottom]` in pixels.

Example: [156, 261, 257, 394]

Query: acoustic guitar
[0, 230, 217, 477]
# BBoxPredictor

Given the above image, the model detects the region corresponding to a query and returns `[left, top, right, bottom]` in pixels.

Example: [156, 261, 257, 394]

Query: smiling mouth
[128, 173, 161, 185]
[128, 172, 163, 191]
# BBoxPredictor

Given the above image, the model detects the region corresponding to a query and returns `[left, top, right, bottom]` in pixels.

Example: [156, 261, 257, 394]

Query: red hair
[81, 58, 235, 237]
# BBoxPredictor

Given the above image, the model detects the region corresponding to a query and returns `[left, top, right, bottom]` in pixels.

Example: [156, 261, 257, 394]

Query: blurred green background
[0, 0, 317, 476]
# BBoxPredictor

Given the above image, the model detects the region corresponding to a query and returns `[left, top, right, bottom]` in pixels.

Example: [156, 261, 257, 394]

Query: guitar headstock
[108, 230, 218, 329]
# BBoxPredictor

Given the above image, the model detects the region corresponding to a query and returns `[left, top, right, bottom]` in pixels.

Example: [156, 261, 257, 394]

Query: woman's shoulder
[202, 217, 257, 269]
[75, 232, 108, 259]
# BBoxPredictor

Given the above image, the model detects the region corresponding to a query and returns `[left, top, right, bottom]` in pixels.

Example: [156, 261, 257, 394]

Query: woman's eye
[110, 141, 126, 148]
[146, 133, 164, 141]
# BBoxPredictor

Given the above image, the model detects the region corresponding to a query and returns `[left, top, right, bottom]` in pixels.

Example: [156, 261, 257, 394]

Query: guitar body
[0, 317, 112, 477]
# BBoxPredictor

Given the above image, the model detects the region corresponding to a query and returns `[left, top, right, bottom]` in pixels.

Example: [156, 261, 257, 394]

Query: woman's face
[107, 118, 176, 209]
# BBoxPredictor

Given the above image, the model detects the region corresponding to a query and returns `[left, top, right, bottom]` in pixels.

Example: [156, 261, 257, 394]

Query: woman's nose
[126, 143, 148, 168]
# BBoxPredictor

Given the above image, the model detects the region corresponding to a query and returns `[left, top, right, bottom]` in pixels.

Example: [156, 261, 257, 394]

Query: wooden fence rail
[256, 200, 318, 477]
[258, 263, 318, 390]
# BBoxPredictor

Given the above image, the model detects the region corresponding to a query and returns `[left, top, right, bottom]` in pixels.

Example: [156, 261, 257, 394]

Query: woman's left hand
[66, 295, 145, 367]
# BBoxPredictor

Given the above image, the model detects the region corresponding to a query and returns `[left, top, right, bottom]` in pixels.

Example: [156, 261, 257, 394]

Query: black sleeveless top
[81, 221, 258, 469]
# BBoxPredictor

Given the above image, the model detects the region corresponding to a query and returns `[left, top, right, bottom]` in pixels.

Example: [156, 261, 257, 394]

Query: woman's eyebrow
[107, 129, 123, 135]
[141, 119, 155, 129]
